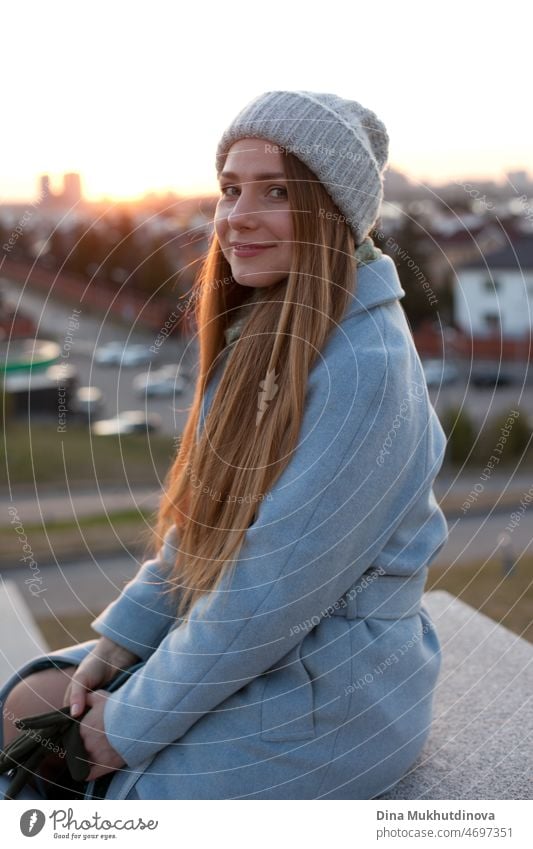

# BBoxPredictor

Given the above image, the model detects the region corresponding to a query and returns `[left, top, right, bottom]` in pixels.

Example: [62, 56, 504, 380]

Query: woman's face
[214, 137, 294, 288]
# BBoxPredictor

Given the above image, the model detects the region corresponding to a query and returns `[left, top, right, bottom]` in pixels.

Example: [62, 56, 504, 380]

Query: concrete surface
[0, 578, 49, 683]
[380, 590, 533, 799]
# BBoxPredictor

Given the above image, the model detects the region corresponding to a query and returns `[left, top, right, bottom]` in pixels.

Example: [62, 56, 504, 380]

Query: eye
[219, 185, 238, 198]
[269, 186, 288, 198]
[219, 184, 288, 199]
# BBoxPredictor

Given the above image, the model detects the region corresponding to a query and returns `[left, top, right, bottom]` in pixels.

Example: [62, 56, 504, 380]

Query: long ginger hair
[152, 150, 358, 621]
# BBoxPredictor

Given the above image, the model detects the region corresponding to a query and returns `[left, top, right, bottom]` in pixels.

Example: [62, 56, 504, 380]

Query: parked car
[470, 369, 513, 388]
[95, 341, 154, 367]
[73, 386, 105, 419]
[4, 363, 77, 416]
[45, 363, 78, 385]
[91, 410, 162, 436]
[132, 365, 188, 397]
[422, 359, 459, 388]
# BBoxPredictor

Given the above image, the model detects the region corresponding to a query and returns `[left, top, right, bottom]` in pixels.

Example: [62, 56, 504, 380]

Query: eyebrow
[218, 170, 286, 181]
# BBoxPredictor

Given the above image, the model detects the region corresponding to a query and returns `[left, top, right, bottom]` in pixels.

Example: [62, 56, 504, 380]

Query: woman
[0, 90, 449, 800]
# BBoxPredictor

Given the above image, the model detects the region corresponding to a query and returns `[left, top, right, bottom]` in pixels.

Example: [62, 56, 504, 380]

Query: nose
[226, 188, 259, 230]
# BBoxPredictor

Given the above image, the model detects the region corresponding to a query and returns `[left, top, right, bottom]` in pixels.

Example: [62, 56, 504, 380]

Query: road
[1, 275, 199, 436]
[0, 485, 160, 524]
[428, 371, 533, 426]
[1, 548, 140, 620]
[2, 469, 532, 525]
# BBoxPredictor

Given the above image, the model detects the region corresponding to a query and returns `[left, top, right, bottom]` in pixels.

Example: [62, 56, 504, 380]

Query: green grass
[5, 507, 153, 532]
[1, 420, 178, 487]
[426, 554, 533, 644]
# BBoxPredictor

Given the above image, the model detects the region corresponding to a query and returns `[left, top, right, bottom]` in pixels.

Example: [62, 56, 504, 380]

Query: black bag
[0, 660, 144, 800]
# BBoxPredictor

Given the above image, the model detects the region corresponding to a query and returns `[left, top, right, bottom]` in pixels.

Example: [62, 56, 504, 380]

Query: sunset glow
[2, 0, 530, 204]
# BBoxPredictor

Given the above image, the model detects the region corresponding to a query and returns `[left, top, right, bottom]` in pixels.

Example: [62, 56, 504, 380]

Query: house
[454, 237, 533, 340]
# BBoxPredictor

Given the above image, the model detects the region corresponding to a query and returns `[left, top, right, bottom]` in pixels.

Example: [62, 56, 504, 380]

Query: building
[39, 172, 83, 208]
[454, 237, 533, 339]
[62, 172, 82, 205]
[40, 174, 51, 201]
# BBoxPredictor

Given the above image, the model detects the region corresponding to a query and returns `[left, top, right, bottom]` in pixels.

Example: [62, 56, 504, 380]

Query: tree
[65, 222, 110, 277]
[134, 236, 177, 297]
[382, 214, 437, 330]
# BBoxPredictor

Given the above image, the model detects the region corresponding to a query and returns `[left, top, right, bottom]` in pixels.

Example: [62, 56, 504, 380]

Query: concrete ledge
[380, 590, 533, 800]
[0, 581, 531, 799]
[0, 578, 49, 684]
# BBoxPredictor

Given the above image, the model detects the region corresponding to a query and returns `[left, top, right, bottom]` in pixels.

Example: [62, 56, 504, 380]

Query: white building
[454, 237, 533, 338]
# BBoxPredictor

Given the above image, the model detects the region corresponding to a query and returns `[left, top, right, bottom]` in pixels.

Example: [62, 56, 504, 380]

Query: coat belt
[328, 568, 427, 621]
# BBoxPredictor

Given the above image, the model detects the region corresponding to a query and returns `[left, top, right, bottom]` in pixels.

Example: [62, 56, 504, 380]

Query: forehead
[220, 137, 286, 179]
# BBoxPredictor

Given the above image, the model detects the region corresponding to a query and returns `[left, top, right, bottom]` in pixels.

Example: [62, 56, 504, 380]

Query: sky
[1, 0, 531, 203]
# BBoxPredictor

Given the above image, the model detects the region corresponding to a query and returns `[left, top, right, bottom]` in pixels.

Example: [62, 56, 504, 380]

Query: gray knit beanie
[215, 90, 389, 247]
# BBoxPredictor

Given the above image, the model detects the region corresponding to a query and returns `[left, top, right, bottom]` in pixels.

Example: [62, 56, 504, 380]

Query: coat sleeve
[101, 311, 434, 767]
[90, 526, 181, 661]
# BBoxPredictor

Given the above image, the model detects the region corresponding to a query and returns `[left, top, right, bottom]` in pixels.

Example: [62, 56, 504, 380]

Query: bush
[479, 409, 532, 462]
[440, 405, 533, 468]
[440, 405, 477, 466]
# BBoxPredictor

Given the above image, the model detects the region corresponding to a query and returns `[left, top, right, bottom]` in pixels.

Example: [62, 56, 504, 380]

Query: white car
[132, 365, 188, 397]
[74, 386, 105, 418]
[91, 410, 162, 436]
[95, 341, 154, 367]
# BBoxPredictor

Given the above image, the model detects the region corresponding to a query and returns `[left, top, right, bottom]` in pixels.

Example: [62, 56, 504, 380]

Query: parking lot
[2, 276, 198, 436]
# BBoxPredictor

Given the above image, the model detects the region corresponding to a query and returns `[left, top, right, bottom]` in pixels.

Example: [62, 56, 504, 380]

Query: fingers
[68, 676, 89, 718]
[84, 691, 108, 720]
[68, 656, 105, 717]
[67, 651, 118, 718]
[85, 690, 106, 705]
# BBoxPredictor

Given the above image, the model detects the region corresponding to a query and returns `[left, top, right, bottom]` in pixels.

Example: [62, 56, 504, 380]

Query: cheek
[276, 212, 294, 263]
[214, 204, 227, 240]
[277, 211, 293, 243]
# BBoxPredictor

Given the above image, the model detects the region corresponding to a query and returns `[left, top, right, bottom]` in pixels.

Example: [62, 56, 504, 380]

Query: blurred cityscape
[1, 164, 532, 650]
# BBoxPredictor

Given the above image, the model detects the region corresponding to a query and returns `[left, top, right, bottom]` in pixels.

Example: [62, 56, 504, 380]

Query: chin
[240, 282, 282, 290]
[231, 272, 288, 288]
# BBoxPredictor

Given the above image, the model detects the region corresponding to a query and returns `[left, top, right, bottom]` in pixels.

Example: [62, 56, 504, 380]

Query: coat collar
[343, 253, 406, 319]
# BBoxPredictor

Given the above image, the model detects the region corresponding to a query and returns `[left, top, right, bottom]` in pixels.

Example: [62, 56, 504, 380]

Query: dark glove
[0, 659, 145, 800]
[0, 705, 90, 799]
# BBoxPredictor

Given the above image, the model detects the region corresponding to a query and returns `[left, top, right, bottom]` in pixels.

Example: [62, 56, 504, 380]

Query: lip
[230, 242, 276, 257]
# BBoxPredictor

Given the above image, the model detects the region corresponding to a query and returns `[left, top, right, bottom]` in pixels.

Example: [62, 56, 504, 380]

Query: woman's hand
[79, 690, 126, 782]
[65, 636, 140, 718]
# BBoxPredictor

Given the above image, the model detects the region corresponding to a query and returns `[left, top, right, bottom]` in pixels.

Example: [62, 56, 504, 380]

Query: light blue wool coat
[0, 253, 449, 800]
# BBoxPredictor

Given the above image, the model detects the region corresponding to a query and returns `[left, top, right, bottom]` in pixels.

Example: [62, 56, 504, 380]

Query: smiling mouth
[231, 244, 275, 249]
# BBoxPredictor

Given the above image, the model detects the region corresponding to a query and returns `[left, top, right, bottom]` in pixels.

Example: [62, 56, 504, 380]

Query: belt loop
[328, 568, 426, 621]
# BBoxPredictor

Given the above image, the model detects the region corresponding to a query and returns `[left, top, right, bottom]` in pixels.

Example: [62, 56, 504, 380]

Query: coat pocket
[260, 641, 316, 742]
